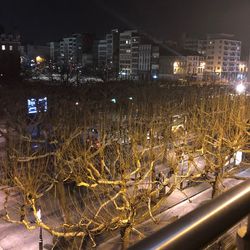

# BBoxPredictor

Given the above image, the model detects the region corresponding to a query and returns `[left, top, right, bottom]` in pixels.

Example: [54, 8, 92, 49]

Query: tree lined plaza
[0, 83, 249, 249]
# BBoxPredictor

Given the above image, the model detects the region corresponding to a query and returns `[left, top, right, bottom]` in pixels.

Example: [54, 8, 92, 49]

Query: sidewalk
[97, 182, 211, 250]
[0, 220, 53, 250]
[98, 167, 250, 249]
[0, 167, 249, 250]
[0, 187, 53, 250]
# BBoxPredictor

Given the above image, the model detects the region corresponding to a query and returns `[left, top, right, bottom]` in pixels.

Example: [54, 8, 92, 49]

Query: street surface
[98, 167, 250, 250]
[0, 118, 249, 249]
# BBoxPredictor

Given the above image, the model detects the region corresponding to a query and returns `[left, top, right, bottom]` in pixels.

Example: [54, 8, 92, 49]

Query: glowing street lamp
[36, 56, 45, 64]
[111, 98, 117, 104]
[173, 61, 180, 74]
[236, 83, 246, 94]
[36, 208, 43, 250]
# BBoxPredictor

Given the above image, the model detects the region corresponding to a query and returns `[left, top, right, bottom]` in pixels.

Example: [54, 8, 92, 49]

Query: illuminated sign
[27, 97, 48, 114]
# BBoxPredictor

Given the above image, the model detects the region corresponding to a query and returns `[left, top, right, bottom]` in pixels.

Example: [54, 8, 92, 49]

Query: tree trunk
[211, 171, 222, 198]
[5, 121, 12, 185]
[56, 182, 71, 224]
[120, 225, 131, 250]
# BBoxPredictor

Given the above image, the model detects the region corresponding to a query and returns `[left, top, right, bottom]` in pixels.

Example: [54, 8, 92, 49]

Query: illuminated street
[98, 166, 250, 249]
[1, 163, 248, 249]
[1, 1, 250, 248]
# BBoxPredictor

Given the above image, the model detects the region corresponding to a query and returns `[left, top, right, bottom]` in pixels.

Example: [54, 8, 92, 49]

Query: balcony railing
[129, 179, 250, 250]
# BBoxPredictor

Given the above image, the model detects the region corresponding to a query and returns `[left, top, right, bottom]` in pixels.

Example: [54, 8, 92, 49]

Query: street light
[36, 208, 43, 250]
[236, 83, 246, 94]
[111, 98, 117, 104]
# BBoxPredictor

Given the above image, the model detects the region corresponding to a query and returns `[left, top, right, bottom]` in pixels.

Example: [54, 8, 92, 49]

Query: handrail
[129, 179, 250, 250]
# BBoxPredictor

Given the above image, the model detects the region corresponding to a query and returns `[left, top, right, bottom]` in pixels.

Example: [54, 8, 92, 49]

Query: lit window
[9, 45, 13, 51]
[1, 45, 6, 50]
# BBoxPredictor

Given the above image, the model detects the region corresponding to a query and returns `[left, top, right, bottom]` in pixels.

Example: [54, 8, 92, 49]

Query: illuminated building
[238, 61, 248, 81]
[159, 48, 205, 81]
[181, 33, 242, 82]
[59, 34, 83, 65]
[204, 34, 241, 82]
[119, 30, 140, 79]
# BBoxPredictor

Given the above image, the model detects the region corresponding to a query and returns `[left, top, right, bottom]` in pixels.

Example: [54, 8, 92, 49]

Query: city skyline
[1, 0, 250, 49]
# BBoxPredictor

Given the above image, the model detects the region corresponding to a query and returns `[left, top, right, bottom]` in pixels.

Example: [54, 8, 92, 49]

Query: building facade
[181, 33, 242, 82]
[138, 43, 160, 80]
[0, 33, 21, 78]
[106, 29, 120, 78]
[182, 40, 207, 55]
[119, 30, 140, 79]
[59, 34, 83, 65]
[238, 61, 248, 81]
[95, 39, 107, 68]
[50, 42, 60, 63]
[186, 55, 206, 80]
[204, 34, 241, 81]
[159, 48, 205, 81]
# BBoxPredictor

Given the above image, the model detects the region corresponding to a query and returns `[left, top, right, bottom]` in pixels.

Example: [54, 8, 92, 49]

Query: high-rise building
[59, 34, 83, 65]
[119, 30, 140, 79]
[50, 42, 60, 63]
[106, 29, 120, 77]
[204, 34, 241, 81]
[181, 33, 242, 82]
[95, 39, 107, 68]
[138, 42, 160, 80]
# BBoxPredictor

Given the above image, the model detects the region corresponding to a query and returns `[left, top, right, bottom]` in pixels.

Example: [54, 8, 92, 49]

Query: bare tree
[1, 84, 249, 249]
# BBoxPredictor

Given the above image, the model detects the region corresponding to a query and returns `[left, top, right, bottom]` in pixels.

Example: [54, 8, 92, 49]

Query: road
[98, 167, 250, 250]
[0, 118, 248, 249]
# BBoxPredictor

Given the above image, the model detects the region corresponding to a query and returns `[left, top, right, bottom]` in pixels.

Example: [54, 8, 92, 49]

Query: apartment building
[95, 39, 107, 68]
[138, 43, 160, 80]
[181, 33, 207, 55]
[59, 34, 83, 65]
[106, 29, 120, 77]
[119, 30, 140, 79]
[204, 34, 241, 81]
[0, 33, 21, 78]
[159, 48, 205, 81]
[50, 42, 60, 63]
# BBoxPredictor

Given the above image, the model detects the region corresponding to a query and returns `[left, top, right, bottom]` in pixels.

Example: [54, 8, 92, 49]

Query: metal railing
[129, 179, 250, 250]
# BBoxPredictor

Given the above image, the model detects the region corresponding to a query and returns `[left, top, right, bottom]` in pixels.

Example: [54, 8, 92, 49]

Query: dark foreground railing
[129, 179, 250, 250]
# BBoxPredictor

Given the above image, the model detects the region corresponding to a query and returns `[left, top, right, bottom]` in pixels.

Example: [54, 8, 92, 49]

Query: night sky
[1, 0, 250, 52]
